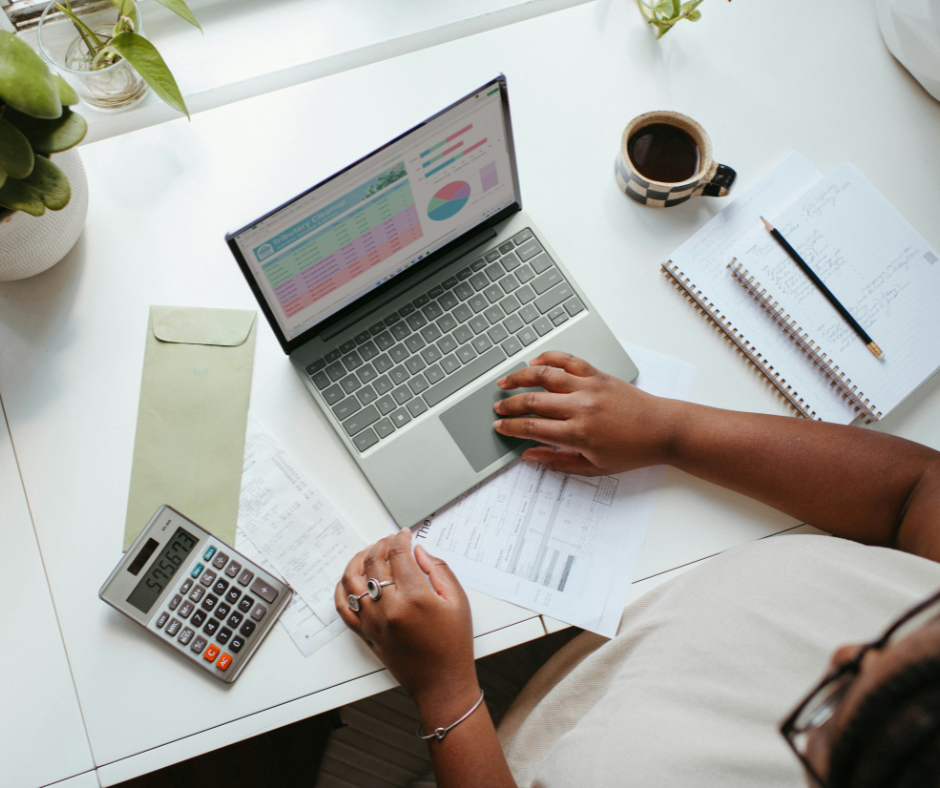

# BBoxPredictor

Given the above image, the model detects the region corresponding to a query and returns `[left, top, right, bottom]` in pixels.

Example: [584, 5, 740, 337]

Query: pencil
[759, 216, 883, 358]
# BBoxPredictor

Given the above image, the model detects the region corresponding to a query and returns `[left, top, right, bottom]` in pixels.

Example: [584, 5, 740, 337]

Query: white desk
[2, 0, 940, 784]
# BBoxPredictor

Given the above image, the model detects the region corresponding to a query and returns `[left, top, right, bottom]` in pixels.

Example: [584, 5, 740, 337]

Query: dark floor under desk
[116, 628, 579, 788]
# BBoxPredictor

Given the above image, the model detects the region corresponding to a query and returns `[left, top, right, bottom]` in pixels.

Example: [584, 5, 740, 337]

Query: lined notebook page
[668, 152, 858, 423]
[733, 162, 940, 418]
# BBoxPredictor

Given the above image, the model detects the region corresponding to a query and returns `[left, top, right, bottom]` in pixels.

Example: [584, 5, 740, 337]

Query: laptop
[226, 75, 639, 527]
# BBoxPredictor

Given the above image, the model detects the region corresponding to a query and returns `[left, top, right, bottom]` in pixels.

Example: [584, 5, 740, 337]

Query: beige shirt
[497, 535, 940, 788]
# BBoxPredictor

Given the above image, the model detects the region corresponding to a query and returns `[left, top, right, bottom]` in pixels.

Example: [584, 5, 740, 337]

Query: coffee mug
[615, 111, 736, 208]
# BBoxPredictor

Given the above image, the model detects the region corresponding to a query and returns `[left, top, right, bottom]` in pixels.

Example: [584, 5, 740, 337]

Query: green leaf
[152, 0, 202, 31]
[54, 75, 80, 106]
[680, 0, 704, 12]
[0, 155, 71, 216]
[109, 32, 189, 118]
[0, 165, 7, 190]
[654, 0, 673, 16]
[671, 0, 681, 18]
[3, 106, 87, 154]
[0, 31, 62, 120]
[0, 116, 34, 178]
[688, 10, 701, 20]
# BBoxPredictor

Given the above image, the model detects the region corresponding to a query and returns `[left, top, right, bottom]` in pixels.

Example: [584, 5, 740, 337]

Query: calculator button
[212, 552, 229, 570]
[237, 596, 254, 613]
[225, 588, 241, 605]
[190, 635, 207, 654]
[217, 653, 233, 672]
[190, 563, 205, 578]
[189, 586, 205, 602]
[199, 569, 217, 587]
[191, 610, 207, 628]
[250, 578, 279, 604]
[156, 611, 169, 629]
[225, 561, 241, 578]
[178, 601, 194, 619]
[215, 603, 231, 620]
[250, 603, 267, 621]
[216, 627, 232, 645]
[237, 569, 254, 587]
[178, 627, 194, 645]
[201, 594, 218, 612]
[212, 578, 229, 596]
[203, 618, 220, 636]
[180, 579, 193, 594]
[229, 636, 245, 654]
[168, 594, 182, 611]
[166, 618, 182, 636]
[239, 621, 256, 638]
[226, 612, 243, 629]
[203, 644, 220, 663]
[203, 546, 216, 562]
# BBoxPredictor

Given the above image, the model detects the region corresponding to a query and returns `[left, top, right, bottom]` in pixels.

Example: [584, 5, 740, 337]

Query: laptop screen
[229, 77, 519, 349]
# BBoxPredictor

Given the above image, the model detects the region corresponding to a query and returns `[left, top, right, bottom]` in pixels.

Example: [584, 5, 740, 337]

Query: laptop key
[530, 253, 554, 274]
[323, 385, 344, 406]
[535, 283, 575, 314]
[421, 345, 443, 364]
[399, 303, 415, 317]
[425, 364, 445, 385]
[390, 408, 412, 428]
[340, 374, 361, 394]
[516, 240, 543, 262]
[468, 294, 487, 313]
[311, 371, 330, 390]
[325, 349, 342, 363]
[405, 356, 426, 374]
[503, 313, 525, 333]
[500, 294, 522, 314]
[390, 322, 410, 342]
[404, 335, 426, 354]
[484, 250, 501, 263]
[342, 352, 363, 372]
[442, 276, 458, 289]
[405, 312, 427, 331]
[469, 273, 489, 292]
[456, 344, 477, 364]
[373, 354, 393, 373]
[384, 313, 401, 326]
[389, 345, 409, 364]
[333, 397, 361, 421]
[470, 258, 487, 271]
[305, 359, 326, 375]
[420, 324, 442, 343]
[354, 428, 380, 452]
[339, 340, 357, 354]
[436, 314, 458, 333]
[520, 304, 539, 323]
[513, 228, 534, 244]
[374, 375, 393, 395]
[389, 365, 410, 386]
[565, 298, 585, 316]
[502, 335, 524, 356]
[428, 285, 444, 299]
[532, 269, 563, 295]
[375, 418, 395, 439]
[472, 335, 493, 354]
[483, 285, 503, 304]
[355, 331, 371, 344]
[358, 385, 378, 406]
[453, 304, 473, 323]
[423, 347, 507, 408]
[357, 363, 377, 384]
[376, 395, 396, 415]
[501, 251, 522, 271]
[325, 362, 345, 382]
[516, 265, 535, 284]
[533, 316, 553, 336]
[516, 284, 536, 304]
[498, 242, 515, 255]
[359, 341, 378, 360]
[408, 374, 429, 395]
[407, 398, 428, 418]
[423, 302, 444, 321]
[518, 326, 539, 346]
[485, 262, 505, 282]
[375, 331, 394, 351]
[484, 305, 504, 324]
[441, 354, 461, 374]
[437, 335, 458, 355]
[469, 315, 488, 334]
[549, 306, 569, 326]
[487, 324, 509, 344]
[413, 294, 430, 308]
[454, 282, 474, 300]
[500, 274, 520, 294]
[439, 292, 459, 311]
[343, 405, 380, 437]
[456, 267, 473, 281]
[453, 325, 473, 344]
[370, 322, 386, 336]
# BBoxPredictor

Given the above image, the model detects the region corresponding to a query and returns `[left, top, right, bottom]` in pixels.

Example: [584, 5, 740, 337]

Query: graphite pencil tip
[760, 216, 774, 232]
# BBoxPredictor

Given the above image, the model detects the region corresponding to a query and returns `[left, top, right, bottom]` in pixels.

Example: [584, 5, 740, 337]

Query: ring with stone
[367, 578, 394, 601]
[347, 589, 369, 612]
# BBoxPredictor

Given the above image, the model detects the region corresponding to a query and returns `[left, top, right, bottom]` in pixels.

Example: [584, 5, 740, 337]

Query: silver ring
[347, 590, 369, 612]
[367, 578, 394, 601]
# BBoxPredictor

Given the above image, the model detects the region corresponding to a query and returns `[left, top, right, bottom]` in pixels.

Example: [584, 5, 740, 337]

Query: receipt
[238, 416, 367, 625]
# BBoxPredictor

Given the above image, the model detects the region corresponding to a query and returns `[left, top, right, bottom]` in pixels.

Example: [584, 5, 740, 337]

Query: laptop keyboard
[303, 229, 585, 453]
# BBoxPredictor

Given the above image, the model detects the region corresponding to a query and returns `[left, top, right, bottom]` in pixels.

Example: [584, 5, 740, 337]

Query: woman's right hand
[492, 351, 680, 476]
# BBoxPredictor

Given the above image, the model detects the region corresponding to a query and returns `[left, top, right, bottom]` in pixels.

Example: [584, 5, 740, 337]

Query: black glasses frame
[780, 589, 940, 788]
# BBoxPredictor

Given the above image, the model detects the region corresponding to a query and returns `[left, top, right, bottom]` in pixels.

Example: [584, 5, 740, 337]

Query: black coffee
[627, 123, 700, 183]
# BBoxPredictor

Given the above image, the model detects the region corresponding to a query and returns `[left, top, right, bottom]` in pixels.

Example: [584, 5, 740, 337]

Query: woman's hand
[335, 529, 478, 708]
[493, 351, 679, 476]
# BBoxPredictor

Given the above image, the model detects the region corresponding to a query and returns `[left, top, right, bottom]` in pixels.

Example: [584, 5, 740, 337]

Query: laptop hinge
[320, 226, 498, 341]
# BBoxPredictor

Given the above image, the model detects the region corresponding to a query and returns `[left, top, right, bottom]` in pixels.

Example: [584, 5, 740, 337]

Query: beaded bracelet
[416, 690, 485, 741]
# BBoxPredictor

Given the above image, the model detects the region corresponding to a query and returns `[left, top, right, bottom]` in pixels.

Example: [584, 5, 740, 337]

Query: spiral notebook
[663, 152, 940, 424]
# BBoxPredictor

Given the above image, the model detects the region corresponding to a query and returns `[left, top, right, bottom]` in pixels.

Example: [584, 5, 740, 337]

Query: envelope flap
[151, 306, 256, 347]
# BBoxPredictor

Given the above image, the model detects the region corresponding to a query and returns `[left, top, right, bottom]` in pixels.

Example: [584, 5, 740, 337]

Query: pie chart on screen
[427, 181, 470, 221]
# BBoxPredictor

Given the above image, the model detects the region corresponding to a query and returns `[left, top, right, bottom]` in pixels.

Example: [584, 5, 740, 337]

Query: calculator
[100, 505, 292, 683]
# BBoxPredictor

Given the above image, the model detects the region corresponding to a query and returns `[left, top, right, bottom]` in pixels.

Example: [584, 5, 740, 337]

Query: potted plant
[0, 30, 88, 279]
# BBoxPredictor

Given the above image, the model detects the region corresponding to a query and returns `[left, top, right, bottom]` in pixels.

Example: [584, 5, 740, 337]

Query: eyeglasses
[780, 589, 940, 788]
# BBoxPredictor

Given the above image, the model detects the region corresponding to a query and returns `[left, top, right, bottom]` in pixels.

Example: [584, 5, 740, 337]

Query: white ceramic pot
[0, 148, 89, 281]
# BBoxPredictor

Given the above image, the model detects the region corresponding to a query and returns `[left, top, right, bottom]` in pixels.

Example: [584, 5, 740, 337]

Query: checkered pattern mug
[615, 111, 736, 208]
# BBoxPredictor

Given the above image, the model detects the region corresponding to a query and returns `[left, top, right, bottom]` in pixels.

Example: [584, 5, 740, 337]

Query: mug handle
[699, 164, 737, 198]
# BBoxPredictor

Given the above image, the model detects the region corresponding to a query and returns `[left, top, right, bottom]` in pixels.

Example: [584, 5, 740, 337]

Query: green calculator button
[203, 546, 216, 561]
[191, 563, 205, 578]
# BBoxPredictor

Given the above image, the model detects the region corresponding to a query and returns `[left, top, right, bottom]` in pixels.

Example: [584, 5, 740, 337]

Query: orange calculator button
[203, 644, 220, 663]
[217, 653, 233, 671]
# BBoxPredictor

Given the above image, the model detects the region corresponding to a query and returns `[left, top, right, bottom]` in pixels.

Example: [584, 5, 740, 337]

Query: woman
[335, 352, 940, 788]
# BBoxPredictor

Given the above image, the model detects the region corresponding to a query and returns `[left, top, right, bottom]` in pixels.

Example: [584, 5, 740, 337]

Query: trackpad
[439, 364, 541, 473]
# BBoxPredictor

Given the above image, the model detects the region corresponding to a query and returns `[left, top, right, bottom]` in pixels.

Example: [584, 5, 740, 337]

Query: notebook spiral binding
[726, 260, 881, 423]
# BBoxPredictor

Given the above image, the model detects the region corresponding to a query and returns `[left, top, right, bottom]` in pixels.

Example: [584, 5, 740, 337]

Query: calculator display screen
[126, 527, 198, 614]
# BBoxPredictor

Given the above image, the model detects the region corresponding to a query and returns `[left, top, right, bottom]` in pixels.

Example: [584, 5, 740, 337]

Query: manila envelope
[123, 306, 257, 550]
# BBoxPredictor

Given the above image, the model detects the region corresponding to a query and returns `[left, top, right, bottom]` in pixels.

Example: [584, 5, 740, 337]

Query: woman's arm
[335, 530, 517, 788]
[493, 351, 940, 561]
